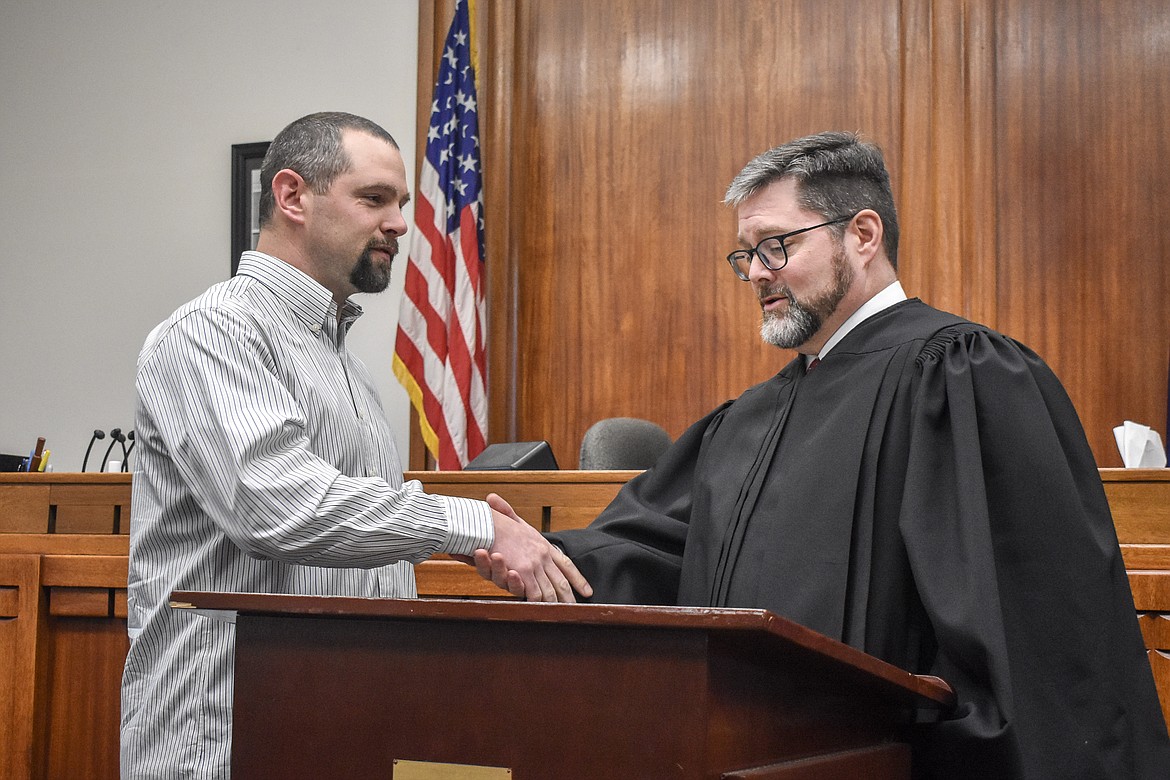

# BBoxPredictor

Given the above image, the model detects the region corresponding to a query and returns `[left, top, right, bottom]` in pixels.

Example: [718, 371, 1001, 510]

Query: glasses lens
[757, 237, 787, 270]
[728, 251, 752, 280]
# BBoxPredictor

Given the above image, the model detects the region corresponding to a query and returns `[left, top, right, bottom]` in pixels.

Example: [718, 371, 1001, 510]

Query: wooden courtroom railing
[1, 469, 1167, 778]
[1108, 469, 1170, 728]
[0, 475, 132, 780]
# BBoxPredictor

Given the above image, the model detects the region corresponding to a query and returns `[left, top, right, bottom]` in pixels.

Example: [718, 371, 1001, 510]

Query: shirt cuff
[438, 495, 495, 556]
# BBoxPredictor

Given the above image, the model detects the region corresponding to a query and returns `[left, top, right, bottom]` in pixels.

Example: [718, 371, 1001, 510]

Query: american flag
[393, 0, 487, 469]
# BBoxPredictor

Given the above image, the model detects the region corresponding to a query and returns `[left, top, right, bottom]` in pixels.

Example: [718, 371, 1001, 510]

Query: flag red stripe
[393, 0, 487, 468]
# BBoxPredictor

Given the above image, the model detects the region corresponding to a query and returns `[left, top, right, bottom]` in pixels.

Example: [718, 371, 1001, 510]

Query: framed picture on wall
[230, 142, 270, 275]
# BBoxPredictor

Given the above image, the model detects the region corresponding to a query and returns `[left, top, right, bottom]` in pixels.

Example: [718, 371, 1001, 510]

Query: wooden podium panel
[172, 593, 952, 780]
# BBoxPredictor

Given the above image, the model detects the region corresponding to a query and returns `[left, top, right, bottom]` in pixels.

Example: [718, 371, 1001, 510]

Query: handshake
[454, 493, 593, 603]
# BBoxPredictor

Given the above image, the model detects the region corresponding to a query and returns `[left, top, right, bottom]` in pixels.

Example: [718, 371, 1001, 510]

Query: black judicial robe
[550, 299, 1170, 779]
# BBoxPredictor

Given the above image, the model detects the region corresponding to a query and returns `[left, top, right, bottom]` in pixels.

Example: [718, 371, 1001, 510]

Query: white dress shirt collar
[236, 250, 364, 333]
[811, 280, 908, 366]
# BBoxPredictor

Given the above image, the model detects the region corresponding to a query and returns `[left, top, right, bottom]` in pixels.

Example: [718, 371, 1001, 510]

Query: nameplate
[394, 759, 511, 779]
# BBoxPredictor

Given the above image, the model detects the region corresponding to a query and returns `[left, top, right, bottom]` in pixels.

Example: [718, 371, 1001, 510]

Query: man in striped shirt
[120, 112, 590, 779]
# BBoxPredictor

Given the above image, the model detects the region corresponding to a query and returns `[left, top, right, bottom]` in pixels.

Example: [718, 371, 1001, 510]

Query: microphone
[82, 429, 106, 473]
[100, 428, 124, 472]
[121, 431, 135, 472]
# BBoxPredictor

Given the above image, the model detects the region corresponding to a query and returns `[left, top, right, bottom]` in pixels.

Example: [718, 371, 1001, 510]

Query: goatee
[759, 249, 853, 349]
[349, 240, 396, 294]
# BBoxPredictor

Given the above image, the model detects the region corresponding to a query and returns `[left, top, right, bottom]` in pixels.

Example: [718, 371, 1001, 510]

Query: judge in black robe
[540, 133, 1170, 778]
[550, 299, 1169, 777]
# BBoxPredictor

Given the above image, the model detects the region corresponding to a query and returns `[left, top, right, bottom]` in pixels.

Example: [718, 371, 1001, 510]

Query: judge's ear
[849, 209, 885, 265]
[269, 169, 310, 226]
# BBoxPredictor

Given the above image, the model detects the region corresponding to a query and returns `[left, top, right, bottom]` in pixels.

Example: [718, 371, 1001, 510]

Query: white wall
[0, 0, 420, 471]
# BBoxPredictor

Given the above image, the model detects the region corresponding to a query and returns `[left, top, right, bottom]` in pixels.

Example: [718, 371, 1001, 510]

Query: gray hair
[724, 131, 899, 269]
[258, 112, 399, 227]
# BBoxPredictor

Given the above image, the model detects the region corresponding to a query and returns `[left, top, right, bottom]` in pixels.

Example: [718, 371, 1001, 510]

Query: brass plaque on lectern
[393, 759, 511, 779]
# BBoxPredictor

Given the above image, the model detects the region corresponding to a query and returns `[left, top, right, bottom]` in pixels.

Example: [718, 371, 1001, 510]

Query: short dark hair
[724, 131, 900, 269]
[257, 112, 399, 227]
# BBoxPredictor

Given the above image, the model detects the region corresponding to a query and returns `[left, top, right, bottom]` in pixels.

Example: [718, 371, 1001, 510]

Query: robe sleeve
[547, 404, 732, 605]
[899, 325, 1169, 778]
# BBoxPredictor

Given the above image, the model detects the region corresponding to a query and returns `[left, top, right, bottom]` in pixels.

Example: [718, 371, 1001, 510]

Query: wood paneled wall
[415, 0, 1170, 469]
[994, 1, 1170, 468]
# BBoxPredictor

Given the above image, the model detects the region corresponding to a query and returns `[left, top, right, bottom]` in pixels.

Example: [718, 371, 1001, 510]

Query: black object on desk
[0, 453, 28, 472]
[464, 441, 558, 471]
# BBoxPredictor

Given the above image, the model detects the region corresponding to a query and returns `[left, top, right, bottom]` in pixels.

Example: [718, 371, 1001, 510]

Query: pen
[28, 437, 46, 473]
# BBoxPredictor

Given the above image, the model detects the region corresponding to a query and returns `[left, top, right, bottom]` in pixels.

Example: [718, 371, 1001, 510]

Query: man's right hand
[472, 493, 593, 602]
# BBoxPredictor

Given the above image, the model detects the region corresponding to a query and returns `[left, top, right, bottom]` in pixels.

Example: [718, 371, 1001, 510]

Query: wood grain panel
[48, 483, 129, 507]
[995, 0, 1170, 466]
[49, 588, 112, 618]
[0, 588, 17, 619]
[1109, 481, 1170, 542]
[1123, 546, 1170, 570]
[0, 484, 49, 534]
[1139, 614, 1170, 649]
[55, 504, 118, 534]
[1129, 571, 1170, 613]
[483, 0, 906, 467]
[0, 533, 128, 556]
[897, 0, 998, 324]
[43, 618, 127, 780]
[0, 554, 46, 780]
[41, 555, 129, 588]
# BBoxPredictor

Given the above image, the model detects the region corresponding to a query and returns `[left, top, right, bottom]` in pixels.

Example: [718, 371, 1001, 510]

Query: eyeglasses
[725, 214, 855, 281]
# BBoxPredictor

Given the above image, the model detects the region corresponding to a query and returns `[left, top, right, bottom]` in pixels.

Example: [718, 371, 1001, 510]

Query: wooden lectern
[170, 593, 954, 780]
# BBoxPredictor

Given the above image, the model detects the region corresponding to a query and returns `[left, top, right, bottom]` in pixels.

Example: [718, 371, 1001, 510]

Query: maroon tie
[806, 357, 820, 373]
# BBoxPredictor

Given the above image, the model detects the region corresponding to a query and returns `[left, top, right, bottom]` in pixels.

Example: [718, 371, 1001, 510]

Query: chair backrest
[578, 417, 672, 470]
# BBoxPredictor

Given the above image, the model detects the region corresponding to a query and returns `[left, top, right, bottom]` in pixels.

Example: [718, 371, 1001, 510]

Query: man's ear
[850, 209, 885, 265]
[270, 169, 309, 226]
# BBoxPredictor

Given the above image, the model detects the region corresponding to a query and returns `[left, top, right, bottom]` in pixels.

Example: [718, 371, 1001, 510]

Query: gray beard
[761, 301, 819, 348]
[760, 250, 853, 349]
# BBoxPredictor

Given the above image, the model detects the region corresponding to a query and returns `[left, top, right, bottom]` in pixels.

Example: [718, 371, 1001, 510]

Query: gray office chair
[578, 417, 672, 470]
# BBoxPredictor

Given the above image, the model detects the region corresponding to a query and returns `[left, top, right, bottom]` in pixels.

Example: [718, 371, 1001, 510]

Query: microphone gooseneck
[100, 428, 124, 472]
[121, 431, 136, 472]
[82, 429, 106, 473]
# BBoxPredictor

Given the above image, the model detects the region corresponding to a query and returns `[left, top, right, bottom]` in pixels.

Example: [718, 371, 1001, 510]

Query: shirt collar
[813, 280, 907, 364]
[235, 251, 364, 332]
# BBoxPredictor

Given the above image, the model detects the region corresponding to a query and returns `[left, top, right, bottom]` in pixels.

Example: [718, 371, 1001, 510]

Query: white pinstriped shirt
[121, 252, 493, 779]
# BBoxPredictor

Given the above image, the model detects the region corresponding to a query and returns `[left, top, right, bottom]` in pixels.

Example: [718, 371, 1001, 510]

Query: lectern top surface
[171, 591, 954, 709]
